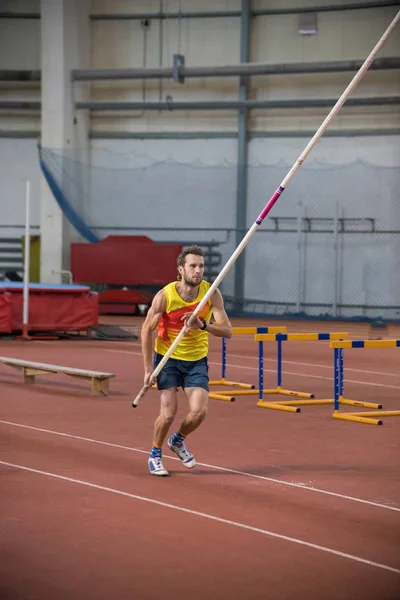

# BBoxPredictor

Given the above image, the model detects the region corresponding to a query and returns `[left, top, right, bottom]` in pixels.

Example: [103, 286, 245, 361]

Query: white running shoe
[167, 436, 196, 469]
[148, 454, 169, 476]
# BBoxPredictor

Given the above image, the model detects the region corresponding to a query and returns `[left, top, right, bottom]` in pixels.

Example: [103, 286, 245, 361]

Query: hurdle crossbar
[329, 339, 400, 425]
[255, 332, 348, 342]
[209, 326, 286, 402]
[331, 339, 400, 349]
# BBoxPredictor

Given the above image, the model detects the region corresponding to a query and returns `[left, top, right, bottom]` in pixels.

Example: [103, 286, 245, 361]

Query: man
[141, 245, 232, 476]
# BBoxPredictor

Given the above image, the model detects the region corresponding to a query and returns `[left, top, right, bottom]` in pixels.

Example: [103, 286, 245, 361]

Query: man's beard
[183, 274, 202, 287]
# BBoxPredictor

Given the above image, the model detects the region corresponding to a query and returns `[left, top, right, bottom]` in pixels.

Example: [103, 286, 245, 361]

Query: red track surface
[1, 317, 400, 600]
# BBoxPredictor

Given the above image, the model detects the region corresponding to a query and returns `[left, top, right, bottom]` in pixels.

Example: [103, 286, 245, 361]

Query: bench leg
[23, 368, 36, 385]
[91, 377, 109, 396]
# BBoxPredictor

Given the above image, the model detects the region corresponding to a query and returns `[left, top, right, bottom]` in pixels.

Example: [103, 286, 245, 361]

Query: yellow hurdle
[209, 326, 286, 401]
[329, 340, 400, 425]
[214, 331, 350, 413]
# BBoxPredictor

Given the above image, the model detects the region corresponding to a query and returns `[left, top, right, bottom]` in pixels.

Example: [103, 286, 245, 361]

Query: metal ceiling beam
[1, 128, 399, 140]
[0, 70, 41, 82]
[0, 127, 400, 140]
[76, 97, 400, 111]
[0, 12, 40, 19]
[90, 2, 400, 20]
[2, 2, 398, 20]
[88, 129, 400, 139]
[90, 131, 237, 140]
[91, 10, 241, 20]
[2, 97, 398, 112]
[250, 128, 400, 138]
[3, 128, 399, 140]
[0, 101, 40, 109]
[0, 130, 40, 138]
[72, 57, 400, 81]
[1, 57, 398, 84]
[253, 1, 400, 16]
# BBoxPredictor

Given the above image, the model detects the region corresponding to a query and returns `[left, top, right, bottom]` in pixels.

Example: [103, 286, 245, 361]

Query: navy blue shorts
[153, 352, 209, 391]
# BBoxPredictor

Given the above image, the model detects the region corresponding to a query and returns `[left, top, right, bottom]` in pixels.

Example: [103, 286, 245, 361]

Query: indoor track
[1, 318, 399, 600]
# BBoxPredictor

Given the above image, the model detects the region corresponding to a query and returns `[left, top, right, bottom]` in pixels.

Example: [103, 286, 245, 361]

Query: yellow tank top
[155, 280, 213, 361]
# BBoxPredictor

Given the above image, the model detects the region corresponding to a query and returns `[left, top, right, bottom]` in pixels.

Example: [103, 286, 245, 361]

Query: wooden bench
[0, 356, 115, 396]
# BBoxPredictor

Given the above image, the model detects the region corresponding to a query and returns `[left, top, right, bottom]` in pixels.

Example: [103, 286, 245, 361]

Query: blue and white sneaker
[148, 453, 169, 477]
[167, 436, 196, 469]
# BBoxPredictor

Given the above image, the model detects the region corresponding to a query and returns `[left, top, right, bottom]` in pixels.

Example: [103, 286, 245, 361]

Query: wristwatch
[200, 319, 208, 330]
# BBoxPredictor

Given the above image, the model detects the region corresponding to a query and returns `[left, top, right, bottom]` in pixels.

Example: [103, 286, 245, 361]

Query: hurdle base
[262, 386, 314, 399]
[350, 411, 400, 418]
[209, 392, 236, 402]
[316, 397, 383, 410]
[334, 409, 400, 425]
[209, 378, 255, 390]
[257, 400, 301, 413]
[212, 389, 259, 396]
[332, 410, 383, 426]
[273, 399, 334, 406]
[208, 387, 314, 400]
[339, 396, 383, 409]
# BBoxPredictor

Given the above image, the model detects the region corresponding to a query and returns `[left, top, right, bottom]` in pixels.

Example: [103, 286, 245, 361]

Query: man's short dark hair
[177, 245, 205, 280]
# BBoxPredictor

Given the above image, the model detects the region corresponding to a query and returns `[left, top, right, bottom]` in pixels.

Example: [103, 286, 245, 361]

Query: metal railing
[91, 224, 400, 320]
[2, 223, 398, 320]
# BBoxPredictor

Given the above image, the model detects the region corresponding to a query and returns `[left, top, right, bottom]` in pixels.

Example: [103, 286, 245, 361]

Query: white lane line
[1, 420, 399, 513]
[1, 460, 399, 575]
[107, 349, 400, 390]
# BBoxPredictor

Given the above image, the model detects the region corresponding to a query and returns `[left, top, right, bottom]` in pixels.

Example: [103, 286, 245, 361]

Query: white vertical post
[23, 180, 31, 339]
[333, 201, 340, 318]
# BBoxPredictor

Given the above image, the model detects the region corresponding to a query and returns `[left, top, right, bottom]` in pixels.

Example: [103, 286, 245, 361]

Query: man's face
[179, 253, 205, 287]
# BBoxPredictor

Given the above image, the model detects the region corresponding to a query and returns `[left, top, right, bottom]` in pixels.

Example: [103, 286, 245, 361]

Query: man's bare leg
[168, 387, 208, 468]
[153, 387, 178, 446]
[148, 387, 178, 476]
[179, 387, 209, 435]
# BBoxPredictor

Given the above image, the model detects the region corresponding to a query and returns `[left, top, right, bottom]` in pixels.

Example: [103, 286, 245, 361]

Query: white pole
[22, 180, 31, 338]
[133, 10, 400, 408]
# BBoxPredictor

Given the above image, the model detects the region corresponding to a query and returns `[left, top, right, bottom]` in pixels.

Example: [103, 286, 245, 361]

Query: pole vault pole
[133, 10, 400, 408]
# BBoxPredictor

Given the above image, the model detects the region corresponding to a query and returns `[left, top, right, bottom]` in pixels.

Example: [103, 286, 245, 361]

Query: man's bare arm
[207, 289, 232, 338]
[141, 290, 166, 384]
